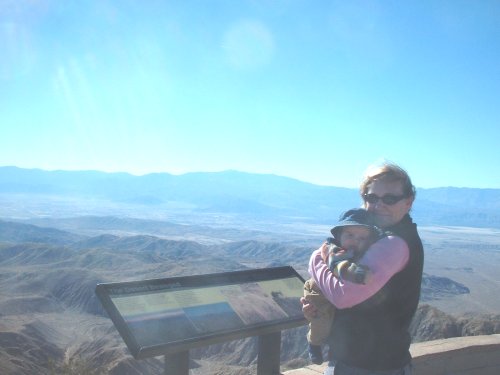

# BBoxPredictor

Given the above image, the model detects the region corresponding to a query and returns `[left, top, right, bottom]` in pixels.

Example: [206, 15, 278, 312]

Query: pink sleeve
[308, 236, 409, 308]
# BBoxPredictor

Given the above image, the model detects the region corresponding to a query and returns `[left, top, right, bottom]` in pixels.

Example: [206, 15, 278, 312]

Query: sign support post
[164, 351, 189, 375]
[257, 331, 282, 375]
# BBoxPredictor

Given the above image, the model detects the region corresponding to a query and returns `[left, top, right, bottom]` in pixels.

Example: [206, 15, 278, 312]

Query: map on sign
[96, 266, 306, 359]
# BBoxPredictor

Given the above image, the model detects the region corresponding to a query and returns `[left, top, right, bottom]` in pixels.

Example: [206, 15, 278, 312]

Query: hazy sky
[1, 1, 499, 188]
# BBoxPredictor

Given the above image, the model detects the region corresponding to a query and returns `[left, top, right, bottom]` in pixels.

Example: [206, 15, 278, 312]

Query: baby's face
[339, 226, 373, 252]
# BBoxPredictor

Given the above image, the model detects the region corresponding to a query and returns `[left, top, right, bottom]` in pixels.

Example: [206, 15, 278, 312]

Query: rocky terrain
[1, 218, 500, 374]
[0, 168, 499, 374]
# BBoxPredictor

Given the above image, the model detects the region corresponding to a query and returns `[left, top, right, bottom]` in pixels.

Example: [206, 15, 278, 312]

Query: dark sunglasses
[363, 193, 407, 205]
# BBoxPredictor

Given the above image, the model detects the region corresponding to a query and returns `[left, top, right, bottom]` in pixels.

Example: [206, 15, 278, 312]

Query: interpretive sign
[96, 266, 306, 360]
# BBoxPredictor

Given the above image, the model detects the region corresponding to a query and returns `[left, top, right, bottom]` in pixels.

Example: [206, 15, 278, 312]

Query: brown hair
[360, 162, 416, 199]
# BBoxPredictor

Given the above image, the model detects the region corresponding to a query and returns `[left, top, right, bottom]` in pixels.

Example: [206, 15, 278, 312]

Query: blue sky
[1, 1, 499, 188]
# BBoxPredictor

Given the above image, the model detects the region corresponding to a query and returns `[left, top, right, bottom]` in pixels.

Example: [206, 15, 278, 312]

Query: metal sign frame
[96, 266, 307, 360]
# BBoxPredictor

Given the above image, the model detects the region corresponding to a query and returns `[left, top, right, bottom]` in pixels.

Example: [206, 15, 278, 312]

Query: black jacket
[327, 214, 424, 370]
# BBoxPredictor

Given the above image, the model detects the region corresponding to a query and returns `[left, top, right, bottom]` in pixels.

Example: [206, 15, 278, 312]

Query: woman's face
[364, 179, 413, 228]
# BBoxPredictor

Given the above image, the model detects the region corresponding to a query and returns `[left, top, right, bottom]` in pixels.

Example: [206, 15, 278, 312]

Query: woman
[302, 162, 424, 375]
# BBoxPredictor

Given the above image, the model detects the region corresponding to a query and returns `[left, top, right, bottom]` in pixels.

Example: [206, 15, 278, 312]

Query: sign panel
[96, 266, 307, 359]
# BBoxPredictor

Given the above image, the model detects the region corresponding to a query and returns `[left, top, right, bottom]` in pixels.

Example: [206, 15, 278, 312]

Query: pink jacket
[308, 235, 409, 309]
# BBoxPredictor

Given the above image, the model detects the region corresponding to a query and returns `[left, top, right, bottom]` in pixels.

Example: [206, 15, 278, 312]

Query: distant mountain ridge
[1, 166, 499, 228]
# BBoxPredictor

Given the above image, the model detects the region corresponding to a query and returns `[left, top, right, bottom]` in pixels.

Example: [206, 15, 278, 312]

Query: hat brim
[330, 222, 380, 239]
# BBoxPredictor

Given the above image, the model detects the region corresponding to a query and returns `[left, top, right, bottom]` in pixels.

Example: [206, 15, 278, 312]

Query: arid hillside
[1, 218, 499, 374]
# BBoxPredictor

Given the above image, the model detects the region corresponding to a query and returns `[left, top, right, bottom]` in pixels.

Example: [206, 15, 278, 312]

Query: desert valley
[1, 167, 500, 374]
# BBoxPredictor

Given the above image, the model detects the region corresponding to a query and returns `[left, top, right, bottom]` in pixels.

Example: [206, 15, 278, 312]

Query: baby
[303, 208, 382, 364]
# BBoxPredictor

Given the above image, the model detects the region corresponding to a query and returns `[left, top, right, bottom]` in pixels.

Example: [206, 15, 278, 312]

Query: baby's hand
[362, 268, 373, 284]
[300, 296, 318, 320]
[328, 248, 355, 270]
[320, 242, 330, 262]
[331, 248, 355, 261]
[343, 263, 371, 284]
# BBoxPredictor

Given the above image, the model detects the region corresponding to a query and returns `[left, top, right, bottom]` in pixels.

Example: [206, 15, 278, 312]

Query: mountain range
[1, 166, 499, 228]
